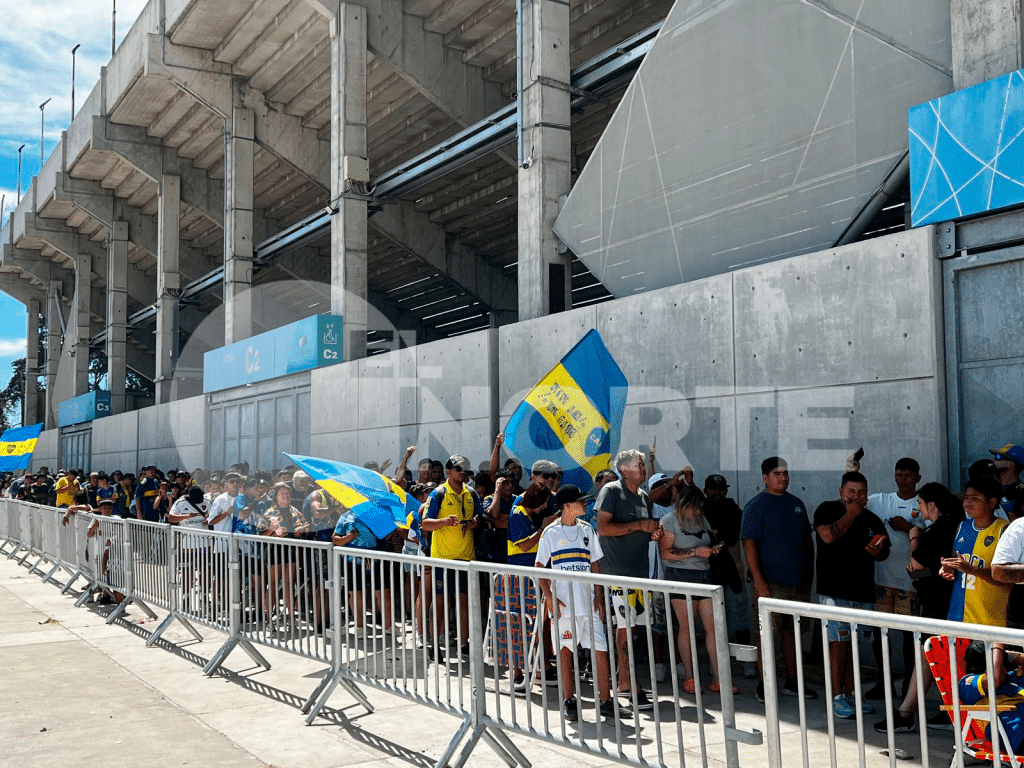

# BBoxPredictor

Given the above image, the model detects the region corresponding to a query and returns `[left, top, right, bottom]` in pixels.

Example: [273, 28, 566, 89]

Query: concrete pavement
[0, 551, 958, 768]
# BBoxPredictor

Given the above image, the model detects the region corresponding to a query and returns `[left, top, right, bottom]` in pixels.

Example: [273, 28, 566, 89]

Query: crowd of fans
[8, 437, 1024, 733]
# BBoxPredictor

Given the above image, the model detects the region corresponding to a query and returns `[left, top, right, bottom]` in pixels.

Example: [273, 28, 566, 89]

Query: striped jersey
[535, 520, 603, 615]
[948, 517, 1012, 627]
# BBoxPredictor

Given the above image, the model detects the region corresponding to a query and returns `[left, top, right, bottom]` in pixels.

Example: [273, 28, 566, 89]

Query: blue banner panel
[910, 69, 1024, 227]
[203, 315, 344, 393]
[58, 390, 112, 428]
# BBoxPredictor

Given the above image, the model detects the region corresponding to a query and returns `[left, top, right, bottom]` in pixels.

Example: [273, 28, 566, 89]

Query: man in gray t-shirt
[596, 449, 662, 710]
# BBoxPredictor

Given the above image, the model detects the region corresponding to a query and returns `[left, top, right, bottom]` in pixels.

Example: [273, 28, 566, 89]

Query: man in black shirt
[814, 471, 890, 720]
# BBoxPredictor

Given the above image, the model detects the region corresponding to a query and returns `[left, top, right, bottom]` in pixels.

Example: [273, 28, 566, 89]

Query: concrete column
[23, 299, 41, 426]
[106, 221, 129, 415]
[952, 0, 1023, 89]
[516, 0, 573, 321]
[73, 252, 91, 396]
[330, 3, 369, 361]
[156, 175, 181, 403]
[224, 108, 254, 345]
[44, 285, 61, 430]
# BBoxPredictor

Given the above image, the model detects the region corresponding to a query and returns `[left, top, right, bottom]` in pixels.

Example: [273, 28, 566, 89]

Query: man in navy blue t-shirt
[740, 456, 816, 702]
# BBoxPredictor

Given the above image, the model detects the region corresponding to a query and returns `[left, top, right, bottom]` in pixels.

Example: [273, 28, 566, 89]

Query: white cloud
[0, 0, 148, 176]
[0, 338, 27, 358]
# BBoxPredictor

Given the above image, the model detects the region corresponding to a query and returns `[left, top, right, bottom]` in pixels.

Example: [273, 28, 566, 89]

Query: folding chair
[923, 635, 1022, 768]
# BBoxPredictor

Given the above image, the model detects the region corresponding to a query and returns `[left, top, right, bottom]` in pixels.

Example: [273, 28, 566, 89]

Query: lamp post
[112, 0, 117, 56]
[71, 44, 81, 118]
[16, 145, 25, 205]
[40, 99, 51, 170]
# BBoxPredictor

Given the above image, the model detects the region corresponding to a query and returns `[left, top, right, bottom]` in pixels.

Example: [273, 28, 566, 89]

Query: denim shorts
[818, 595, 874, 643]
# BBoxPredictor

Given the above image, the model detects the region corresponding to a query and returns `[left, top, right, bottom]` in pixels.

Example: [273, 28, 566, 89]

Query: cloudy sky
[0, 0, 147, 421]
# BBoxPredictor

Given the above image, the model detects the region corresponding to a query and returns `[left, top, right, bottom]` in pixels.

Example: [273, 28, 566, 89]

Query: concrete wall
[310, 331, 496, 471]
[497, 225, 945, 512]
[31, 428, 59, 474]
[31, 226, 944, 513]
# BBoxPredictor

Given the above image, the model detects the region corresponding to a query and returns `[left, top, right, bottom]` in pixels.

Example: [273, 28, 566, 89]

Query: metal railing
[758, 597, 1024, 768]
[0, 498, 758, 768]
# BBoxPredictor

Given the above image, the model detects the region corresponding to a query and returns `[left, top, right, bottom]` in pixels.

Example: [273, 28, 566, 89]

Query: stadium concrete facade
[2, 0, 1023, 505]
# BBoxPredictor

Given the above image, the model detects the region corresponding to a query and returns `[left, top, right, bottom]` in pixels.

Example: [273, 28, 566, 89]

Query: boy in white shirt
[536, 484, 626, 722]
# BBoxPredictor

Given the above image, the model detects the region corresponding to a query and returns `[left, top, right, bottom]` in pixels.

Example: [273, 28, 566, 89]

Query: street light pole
[71, 44, 81, 118]
[40, 99, 51, 170]
[112, 0, 117, 56]
[17, 145, 25, 205]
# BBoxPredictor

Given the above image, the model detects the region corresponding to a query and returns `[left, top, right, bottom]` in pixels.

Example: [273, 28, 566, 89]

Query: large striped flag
[504, 330, 627, 492]
[284, 453, 418, 539]
[0, 423, 44, 472]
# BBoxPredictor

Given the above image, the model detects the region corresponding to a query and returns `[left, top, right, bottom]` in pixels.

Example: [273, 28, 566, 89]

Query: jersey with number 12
[947, 517, 1011, 626]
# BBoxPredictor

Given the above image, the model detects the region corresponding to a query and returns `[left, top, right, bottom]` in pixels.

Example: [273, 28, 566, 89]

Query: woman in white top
[658, 487, 737, 695]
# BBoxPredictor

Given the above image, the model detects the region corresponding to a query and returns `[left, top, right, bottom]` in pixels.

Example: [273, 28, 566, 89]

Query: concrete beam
[370, 201, 516, 313]
[305, 0, 507, 129]
[52, 175, 216, 286]
[24, 298, 41, 426]
[517, 0, 572, 320]
[146, 33, 331, 193]
[107, 221, 129, 415]
[1, 246, 74, 299]
[88, 116, 224, 227]
[44, 284, 61, 430]
[330, 4, 369, 361]
[156, 175, 180, 403]
[952, 0, 1023, 89]
[224, 107, 255, 344]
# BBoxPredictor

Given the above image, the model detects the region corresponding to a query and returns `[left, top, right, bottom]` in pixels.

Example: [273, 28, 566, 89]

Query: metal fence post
[760, 598, 782, 768]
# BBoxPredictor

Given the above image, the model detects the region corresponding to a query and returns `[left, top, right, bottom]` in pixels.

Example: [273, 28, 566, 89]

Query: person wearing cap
[135, 465, 160, 522]
[969, 458, 1001, 484]
[422, 454, 483, 658]
[488, 433, 525, 495]
[168, 486, 213, 612]
[595, 448, 662, 711]
[536, 485, 625, 722]
[93, 495, 125, 605]
[990, 443, 1024, 520]
[702, 473, 755, 678]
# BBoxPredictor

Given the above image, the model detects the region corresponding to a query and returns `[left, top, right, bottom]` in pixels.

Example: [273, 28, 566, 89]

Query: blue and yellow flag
[0, 423, 43, 472]
[504, 330, 627, 492]
[285, 453, 418, 539]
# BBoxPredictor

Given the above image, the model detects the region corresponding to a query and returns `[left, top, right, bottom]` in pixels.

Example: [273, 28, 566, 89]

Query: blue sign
[59, 390, 112, 428]
[910, 69, 1024, 226]
[203, 314, 344, 393]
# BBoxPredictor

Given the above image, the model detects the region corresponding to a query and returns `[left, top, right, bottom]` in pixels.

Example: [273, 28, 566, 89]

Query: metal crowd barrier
[0, 498, 761, 768]
[758, 597, 1024, 768]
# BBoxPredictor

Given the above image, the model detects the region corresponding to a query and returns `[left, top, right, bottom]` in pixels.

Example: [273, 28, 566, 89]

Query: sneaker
[782, 678, 818, 699]
[926, 712, 953, 731]
[460, 643, 470, 661]
[676, 663, 688, 681]
[755, 681, 765, 702]
[743, 661, 758, 679]
[873, 710, 917, 734]
[833, 693, 856, 719]
[543, 667, 560, 687]
[655, 663, 668, 683]
[427, 646, 444, 663]
[618, 687, 654, 711]
[512, 672, 527, 694]
[563, 697, 579, 722]
[864, 682, 888, 700]
[848, 694, 874, 714]
[600, 698, 632, 719]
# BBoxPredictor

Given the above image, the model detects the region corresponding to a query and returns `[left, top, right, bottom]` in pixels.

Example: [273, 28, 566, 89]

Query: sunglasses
[449, 466, 468, 474]
[540, 472, 559, 480]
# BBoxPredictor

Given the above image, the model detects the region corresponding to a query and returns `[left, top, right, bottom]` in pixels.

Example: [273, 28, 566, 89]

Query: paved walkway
[0, 551, 955, 768]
